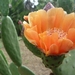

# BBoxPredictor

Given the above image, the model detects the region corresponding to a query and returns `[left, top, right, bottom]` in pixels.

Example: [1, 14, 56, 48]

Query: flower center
[47, 28, 67, 38]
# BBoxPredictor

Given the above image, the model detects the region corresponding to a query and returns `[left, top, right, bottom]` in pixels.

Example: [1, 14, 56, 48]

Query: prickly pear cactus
[1, 0, 75, 75]
[0, 0, 36, 75]
[53, 50, 75, 75]
[22, 2, 75, 75]
[1, 16, 35, 75]
[42, 50, 75, 75]
[1, 16, 22, 66]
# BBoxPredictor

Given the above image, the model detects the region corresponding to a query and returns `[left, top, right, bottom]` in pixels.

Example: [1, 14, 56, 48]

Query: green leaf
[22, 36, 41, 57]
[0, 53, 12, 75]
[18, 65, 35, 75]
[0, 0, 9, 16]
[1, 16, 22, 66]
[9, 63, 21, 75]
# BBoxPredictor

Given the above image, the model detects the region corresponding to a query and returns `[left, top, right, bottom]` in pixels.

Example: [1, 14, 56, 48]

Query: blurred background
[0, 0, 75, 37]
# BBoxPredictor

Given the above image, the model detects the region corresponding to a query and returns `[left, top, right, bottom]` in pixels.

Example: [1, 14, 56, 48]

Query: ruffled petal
[23, 21, 30, 30]
[54, 8, 65, 28]
[39, 32, 51, 51]
[60, 13, 75, 31]
[39, 31, 49, 51]
[58, 38, 73, 54]
[67, 28, 75, 43]
[47, 8, 65, 28]
[51, 32, 59, 44]
[39, 32, 59, 55]
[28, 10, 48, 33]
[23, 16, 28, 20]
[48, 44, 59, 56]
[24, 28, 40, 46]
[70, 18, 75, 28]
[39, 40, 46, 54]
[28, 11, 37, 26]
[37, 10, 48, 32]
[23, 7, 75, 56]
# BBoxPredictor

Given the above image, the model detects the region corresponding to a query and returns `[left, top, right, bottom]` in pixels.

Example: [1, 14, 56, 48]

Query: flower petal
[67, 28, 75, 43]
[23, 7, 75, 56]
[70, 18, 75, 28]
[23, 16, 28, 20]
[39, 31, 51, 51]
[58, 38, 73, 54]
[39, 40, 46, 54]
[47, 8, 65, 28]
[54, 8, 65, 28]
[28, 10, 48, 33]
[23, 21, 30, 30]
[47, 44, 59, 56]
[51, 32, 59, 44]
[47, 8, 57, 28]
[24, 28, 40, 46]
[28, 11, 37, 26]
[60, 13, 75, 31]
[37, 10, 48, 32]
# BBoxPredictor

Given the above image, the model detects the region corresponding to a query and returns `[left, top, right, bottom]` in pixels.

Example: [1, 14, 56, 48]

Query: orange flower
[23, 8, 75, 56]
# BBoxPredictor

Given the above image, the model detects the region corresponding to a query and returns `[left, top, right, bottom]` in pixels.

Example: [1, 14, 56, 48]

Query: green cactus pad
[42, 49, 75, 75]
[1, 16, 22, 66]
[18, 65, 35, 75]
[52, 50, 75, 75]
[9, 63, 21, 75]
[0, 53, 12, 75]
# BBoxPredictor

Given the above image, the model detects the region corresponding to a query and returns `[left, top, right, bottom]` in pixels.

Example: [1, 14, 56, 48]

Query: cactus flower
[23, 8, 75, 56]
